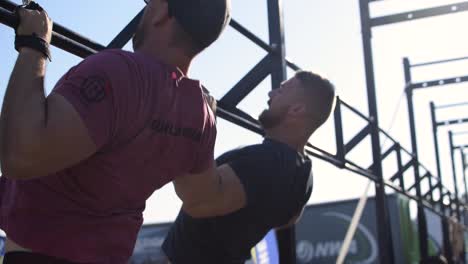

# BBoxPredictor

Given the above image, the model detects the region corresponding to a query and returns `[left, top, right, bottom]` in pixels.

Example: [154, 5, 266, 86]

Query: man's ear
[288, 103, 306, 117]
[151, 0, 170, 26]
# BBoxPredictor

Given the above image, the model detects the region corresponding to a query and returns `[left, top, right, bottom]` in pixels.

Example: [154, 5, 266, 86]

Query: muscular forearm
[0, 49, 48, 174]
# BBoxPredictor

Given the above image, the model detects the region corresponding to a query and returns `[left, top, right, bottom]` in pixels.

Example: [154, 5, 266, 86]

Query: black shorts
[3, 251, 78, 264]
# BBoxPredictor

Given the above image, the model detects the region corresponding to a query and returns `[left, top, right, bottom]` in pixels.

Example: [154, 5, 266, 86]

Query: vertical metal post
[462, 150, 468, 237]
[460, 149, 467, 264]
[359, 1, 394, 263]
[428, 176, 435, 202]
[334, 98, 346, 164]
[462, 150, 468, 203]
[449, 131, 461, 221]
[268, 0, 287, 88]
[431, 102, 443, 181]
[404, 58, 429, 260]
[267, 1, 293, 263]
[430, 102, 453, 261]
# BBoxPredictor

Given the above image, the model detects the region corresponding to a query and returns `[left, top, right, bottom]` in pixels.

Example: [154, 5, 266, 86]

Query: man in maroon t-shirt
[0, 0, 230, 263]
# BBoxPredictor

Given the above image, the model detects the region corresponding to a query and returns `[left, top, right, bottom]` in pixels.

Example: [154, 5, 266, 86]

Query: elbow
[182, 202, 219, 219]
[182, 203, 206, 218]
[1, 153, 37, 180]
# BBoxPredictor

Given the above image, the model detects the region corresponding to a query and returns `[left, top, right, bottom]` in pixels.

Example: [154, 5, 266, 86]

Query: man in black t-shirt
[162, 71, 336, 264]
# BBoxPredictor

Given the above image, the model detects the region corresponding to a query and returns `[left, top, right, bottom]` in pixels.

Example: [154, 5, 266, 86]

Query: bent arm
[0, 50, 98, 179]
[173, 163, 247, 218]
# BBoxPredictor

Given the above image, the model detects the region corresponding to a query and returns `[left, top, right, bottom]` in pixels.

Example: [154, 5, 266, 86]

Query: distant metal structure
[430, 102, 468, 261]
[402, 56, 468, 263]
[1, 0, 468, 263]
[361, 1, 468, 263]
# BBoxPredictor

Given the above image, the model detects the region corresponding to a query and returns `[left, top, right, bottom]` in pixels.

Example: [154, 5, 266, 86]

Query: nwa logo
[296, 212, 377, 264]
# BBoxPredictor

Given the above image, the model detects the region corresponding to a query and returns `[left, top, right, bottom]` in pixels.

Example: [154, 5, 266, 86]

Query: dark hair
[294, 70, 335, 131]
[169, 0, 231, 56]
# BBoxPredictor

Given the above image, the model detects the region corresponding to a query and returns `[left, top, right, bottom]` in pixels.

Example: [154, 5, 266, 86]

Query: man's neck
[136, 46, 192, 75]
[264, 128, 307, 154]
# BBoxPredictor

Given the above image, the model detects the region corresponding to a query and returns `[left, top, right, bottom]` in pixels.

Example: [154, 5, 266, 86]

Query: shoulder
[79, 49, 153, 74]
[216, 143, 272, 162]
[84, 49, 131, 64]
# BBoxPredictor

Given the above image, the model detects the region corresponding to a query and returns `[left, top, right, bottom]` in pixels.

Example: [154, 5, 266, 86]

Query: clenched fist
[16, 6, 52, 44]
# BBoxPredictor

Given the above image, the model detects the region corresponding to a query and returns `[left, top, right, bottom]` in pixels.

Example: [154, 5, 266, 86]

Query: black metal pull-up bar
[410, 76, 468, 90]
[437, 117, 468, 126]
[370, 1, 468, 27]
[0, 5, 100, 58]
[436, 101, 468, 110]
[411, 55, 468, 68]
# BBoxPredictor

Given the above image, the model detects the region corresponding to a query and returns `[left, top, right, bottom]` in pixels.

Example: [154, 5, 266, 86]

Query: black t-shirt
[162, 138, 313, 264]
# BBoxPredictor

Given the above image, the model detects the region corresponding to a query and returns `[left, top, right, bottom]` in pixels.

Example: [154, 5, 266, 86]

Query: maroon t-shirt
[0, 50, 216, 263]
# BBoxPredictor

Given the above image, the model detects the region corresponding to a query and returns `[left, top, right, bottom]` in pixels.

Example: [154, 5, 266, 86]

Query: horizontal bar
[304, 147, 343, 169]
[219, 54, 271, 106]
[0, 0, 15, 10]
[286, 59, 301, 71]
[216, 106, 263, 135]
[306, 143, 337, 162]
[51, 32, 99, 58]
[346, 158, 373, 176]
[229, 19, 299, 72]
[0, 7, 99, 58]
[437, 117, 468, 126]
[410, 75, 468, 90]
[0, 0, 105, 52]
[435, 101, 468, 109]
[344, 124, 371, 155]
[0, 5, 14, 26]
[336, 160, 377, 181]
[370, 1, 468, 27]
[411, 55, 468, 68]
[230, 19, 273, 53]
[454, 145, 468, 150]
[107, 9, 144, 48]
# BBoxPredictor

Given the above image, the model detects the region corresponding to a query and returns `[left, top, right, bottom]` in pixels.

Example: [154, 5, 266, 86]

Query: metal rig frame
[362, 1, 468, 263]
[430, 101, 468, 261]
[1, 0, 468, 263]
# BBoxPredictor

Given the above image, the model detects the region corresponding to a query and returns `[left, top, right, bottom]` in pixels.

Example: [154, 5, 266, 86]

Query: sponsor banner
[295, 194, 404, 264]
[251, 230, 279, 264]
[295, 194, 448, 264]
